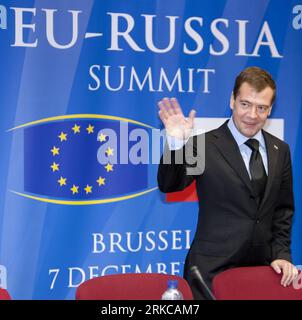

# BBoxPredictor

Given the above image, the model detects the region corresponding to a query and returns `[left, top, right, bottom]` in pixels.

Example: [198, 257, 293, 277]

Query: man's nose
[248, 106, 258, 118]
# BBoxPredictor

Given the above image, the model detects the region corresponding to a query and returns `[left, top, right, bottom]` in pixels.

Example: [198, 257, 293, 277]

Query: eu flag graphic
[24, 118, 148, 201]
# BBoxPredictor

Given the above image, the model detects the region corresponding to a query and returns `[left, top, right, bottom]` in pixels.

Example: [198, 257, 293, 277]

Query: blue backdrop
[0, 0, 301, 299]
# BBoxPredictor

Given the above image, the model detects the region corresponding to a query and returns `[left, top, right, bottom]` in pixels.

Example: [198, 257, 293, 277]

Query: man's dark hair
[233, 66, 276, 105]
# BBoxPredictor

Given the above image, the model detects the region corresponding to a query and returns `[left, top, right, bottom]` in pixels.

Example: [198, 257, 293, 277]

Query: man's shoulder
[192, 125, 224, 141]
[188, 121, 228, 144]
[262, 129, 289, 151]
[204, 120, 228, 138]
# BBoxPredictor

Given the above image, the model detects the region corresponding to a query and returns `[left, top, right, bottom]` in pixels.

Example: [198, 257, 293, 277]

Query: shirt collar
[228, 116, 265, 149]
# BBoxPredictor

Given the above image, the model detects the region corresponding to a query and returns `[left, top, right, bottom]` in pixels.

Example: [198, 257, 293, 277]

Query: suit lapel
[259, 131, 279, 211]
[212, 123, 280, 212]
[211, 121, 255, 196]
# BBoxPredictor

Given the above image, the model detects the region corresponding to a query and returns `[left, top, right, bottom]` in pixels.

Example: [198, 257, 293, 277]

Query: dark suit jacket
[158, 121, 294, 299]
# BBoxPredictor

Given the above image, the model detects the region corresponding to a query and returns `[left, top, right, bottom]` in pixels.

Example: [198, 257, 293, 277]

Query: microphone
[190, 266, 216, 300]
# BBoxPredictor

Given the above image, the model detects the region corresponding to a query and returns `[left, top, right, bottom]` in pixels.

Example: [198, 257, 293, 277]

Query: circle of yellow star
[58, 132, 67, 142]
[96, 176, 105, 186]
[98, 133, 107, 142]
[51, 146, 60, 156]
[105, 147, 114, 156]
[105, 163, 113, 172]
[70, 185, 79, 194]
[58, 176, 67, 186]
[84, 184, 92, 194]
[72, 124, 81, 134]
[86, 124, 94, 134]
[50, 162, 59, 172]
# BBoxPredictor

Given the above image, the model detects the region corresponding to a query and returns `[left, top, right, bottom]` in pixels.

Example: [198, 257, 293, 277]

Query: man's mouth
[243, 122, 257, 126]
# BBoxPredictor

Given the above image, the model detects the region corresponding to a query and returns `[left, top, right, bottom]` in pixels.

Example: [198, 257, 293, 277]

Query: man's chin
[241, 127, 259, 138]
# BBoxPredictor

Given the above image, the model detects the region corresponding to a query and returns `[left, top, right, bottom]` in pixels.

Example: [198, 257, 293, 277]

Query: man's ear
[230, 92, 235, 110]
[268, 106, 272, 116]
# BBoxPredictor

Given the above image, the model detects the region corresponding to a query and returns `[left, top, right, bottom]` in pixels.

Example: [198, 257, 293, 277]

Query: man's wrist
[166, 135, 189, 150]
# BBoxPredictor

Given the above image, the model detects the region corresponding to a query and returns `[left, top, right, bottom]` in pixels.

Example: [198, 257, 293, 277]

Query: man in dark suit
[157, 67, 298, 299]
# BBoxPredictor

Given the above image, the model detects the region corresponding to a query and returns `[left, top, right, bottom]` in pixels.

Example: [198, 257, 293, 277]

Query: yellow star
[84, 184, 92, 194]
[96, 176, 105, 186]
[58, 132, 67, 142]
[86, 124, 94, 134]
[105, 163, 113, 172]
[98, 133, 107, 142]
[105, 147, 114, 156]
[72, 124, 80, 134]
[70, 185, 79, 194]
[51, 146, 60, 156]
[50, 162, 59, 172]
[57, 176, 67, 186]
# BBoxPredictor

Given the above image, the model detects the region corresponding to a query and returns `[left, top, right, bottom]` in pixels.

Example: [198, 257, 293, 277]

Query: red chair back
[0, 288, 11, 300]
[212, 266, 302, 300]
[76, 273, 193, 300]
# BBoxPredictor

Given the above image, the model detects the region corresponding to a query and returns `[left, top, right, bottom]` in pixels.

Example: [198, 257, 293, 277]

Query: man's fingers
[162, 97, 174, 116]
[186, 109, 196, 129]
[171, 98, 184, 116]
[158, 110, 167, 126]
[158, 97, 194, 119]
[281, 264, 291, 286]
[271, 260, 299, 287]
[158, 98, 197, 136]
[271, 262, 281, 274]
[280, 264, 288, 286]
[188, 109, 196, 122]
[287, 265, 295, 286]
[282, 266, 289, 286]
[286, 266, 297, 286]
[286, 266, 299, 286]
[158, 101, 169, 119]
[287, 266, 295, 286]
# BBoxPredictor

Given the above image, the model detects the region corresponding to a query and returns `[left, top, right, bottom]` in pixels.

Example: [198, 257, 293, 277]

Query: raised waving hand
[158, 97, 196, 140]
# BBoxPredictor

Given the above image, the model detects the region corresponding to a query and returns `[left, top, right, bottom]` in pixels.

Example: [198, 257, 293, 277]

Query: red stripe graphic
[166, 181, 198, 202]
